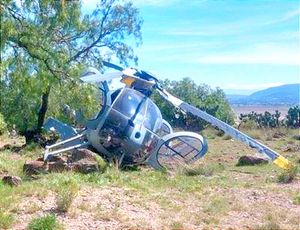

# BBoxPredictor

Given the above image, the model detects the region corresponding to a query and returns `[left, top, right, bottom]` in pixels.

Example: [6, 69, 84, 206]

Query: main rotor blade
[80, 72, 123, 83]
[102, 61, 124, 71]
[157, 88, 292, 170]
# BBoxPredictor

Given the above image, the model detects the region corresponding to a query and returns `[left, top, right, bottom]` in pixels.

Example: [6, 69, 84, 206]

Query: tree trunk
[37, 86, 51, 133]
[23, 86, 51, 144]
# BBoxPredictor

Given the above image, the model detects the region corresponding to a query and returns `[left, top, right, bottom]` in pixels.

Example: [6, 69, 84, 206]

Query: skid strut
[44, 134, 88, 161]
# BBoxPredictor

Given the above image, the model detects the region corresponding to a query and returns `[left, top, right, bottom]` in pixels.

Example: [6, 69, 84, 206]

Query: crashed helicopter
[43, 61, 291, 170]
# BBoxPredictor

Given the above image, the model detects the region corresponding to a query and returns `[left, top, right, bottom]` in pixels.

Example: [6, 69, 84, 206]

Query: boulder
[68, 148, 99, 163]
[72, 160, 99, 174]
[23, 148, 106, 175]
[68, 148, 105, 173]
[23, 159, 48, 176]
[236, 155, 268, 166]
[2, 175, 22, 186]
[282, 144, 300, 152]
[273, 132, 285, 138]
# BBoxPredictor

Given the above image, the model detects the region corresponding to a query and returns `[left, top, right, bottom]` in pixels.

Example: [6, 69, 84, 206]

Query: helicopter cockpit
[96, 88, 163, 164]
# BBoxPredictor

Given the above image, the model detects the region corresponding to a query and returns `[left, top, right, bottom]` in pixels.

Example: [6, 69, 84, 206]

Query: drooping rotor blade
[102, 61, 159, 85]
[80, 71, 123, 84]
[102, 61, 124, 71]
[157, 88, 292, 170]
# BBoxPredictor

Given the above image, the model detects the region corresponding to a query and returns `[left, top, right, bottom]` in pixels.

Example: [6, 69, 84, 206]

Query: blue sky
[83, 0, 300, 95]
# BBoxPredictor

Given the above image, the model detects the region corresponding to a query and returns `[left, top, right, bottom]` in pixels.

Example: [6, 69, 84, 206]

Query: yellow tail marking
[273, 155, 292, 170]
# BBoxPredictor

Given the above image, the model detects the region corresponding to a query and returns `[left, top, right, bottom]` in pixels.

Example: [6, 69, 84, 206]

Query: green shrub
[0, 113, 7, 135]
[27, 214, 62, 230]
[94, 154, 107, 173]
[239, 119, 257, 130]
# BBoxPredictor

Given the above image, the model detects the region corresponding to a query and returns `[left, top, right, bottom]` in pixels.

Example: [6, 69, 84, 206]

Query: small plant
[246, 129, 261, 140]
[182, 163, 224, 177]
[94, 154, 107, 173]
[56, 178, 79, 212]
[255, 221, 281, 230]
[203, 196, 230, 215]
[170, 221, 184, 230]
[277, 166, 298, 184]
[27, 214, 62, 230]
[293, 193, 300, 205]
[0, 212, 14, 229]
[26, 203, 41, 214]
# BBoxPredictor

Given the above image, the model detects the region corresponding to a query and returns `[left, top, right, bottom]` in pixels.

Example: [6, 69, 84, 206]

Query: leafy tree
[0, 113, 7, 135]
[0, 0, 142, 142]
[152, 77, 234, 131]
[286, 105, 300, 128]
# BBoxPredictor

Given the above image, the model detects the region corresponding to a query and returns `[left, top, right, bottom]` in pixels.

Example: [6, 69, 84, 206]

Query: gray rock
[23, 159, 48, 175]
[236, 155, 268, 166]
[68, 148, 99, 163]
[23, 148, 106, 175]
[2, 175, 22, 186]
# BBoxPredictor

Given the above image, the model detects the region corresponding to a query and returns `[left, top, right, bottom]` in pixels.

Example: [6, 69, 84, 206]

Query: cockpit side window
[111, 89, 121, 103]
[144, 100, 162, 132]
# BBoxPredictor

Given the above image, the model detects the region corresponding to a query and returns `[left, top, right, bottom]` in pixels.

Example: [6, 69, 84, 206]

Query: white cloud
[164, 7, 300, 37]
[280, 9, 300, 22]
[140, 42, 300, 66]
[196, 44, 300, 65]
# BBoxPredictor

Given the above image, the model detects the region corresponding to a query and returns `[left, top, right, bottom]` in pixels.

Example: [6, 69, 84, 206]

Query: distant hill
[227, 84, 300, 105]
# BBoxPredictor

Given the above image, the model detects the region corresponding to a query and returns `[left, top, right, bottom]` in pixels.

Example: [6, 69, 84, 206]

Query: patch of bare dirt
[0, 136, 25, 150]
[14, 186, 164, 230]
[219, 185, 300, 230]
[13, 181, 300, 230]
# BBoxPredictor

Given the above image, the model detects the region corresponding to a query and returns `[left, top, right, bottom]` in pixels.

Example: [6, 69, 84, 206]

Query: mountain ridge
[226, 84, 300, 105]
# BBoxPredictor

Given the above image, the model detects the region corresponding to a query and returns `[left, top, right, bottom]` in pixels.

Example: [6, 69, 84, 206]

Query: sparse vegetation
[203, 196, 230, 215]
[293, 193, 300, 205]
[170, 221, 184, 230]
[0, 211, 14, 229]
[0, 129, 299, 229]
[181, 163, 224, 177]
[277, 166, 298, 183]
[27, 214, 62, 230]
[255, 221, 281, 230]
[55, 177, 79, 212]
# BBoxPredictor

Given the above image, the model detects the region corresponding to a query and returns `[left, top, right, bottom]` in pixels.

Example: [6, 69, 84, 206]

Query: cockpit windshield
[112, 88, 162, 132]
[112, 88, 145, 118]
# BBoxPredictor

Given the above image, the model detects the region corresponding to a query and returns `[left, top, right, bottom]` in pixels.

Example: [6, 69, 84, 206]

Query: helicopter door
[147, 131, 208, 170]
